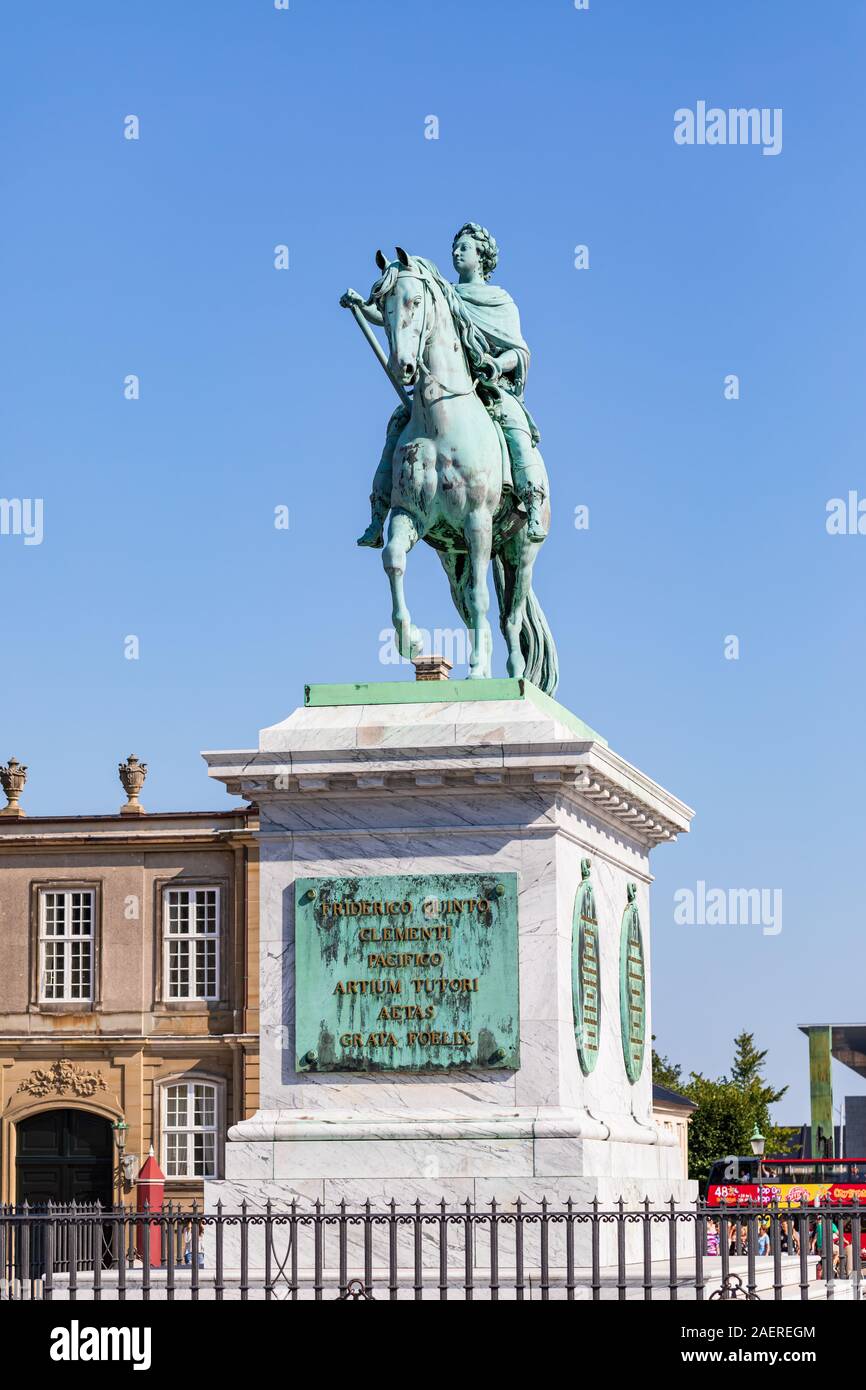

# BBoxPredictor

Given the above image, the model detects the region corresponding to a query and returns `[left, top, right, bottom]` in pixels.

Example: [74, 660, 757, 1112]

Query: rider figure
[343, 223, 550, 547]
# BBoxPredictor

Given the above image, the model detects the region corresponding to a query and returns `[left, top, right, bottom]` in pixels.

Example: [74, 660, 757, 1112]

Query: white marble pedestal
[203, 678, 696, 1254]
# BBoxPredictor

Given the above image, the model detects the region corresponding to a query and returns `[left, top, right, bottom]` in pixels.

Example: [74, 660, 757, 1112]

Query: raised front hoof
[394, 622, 423, 661]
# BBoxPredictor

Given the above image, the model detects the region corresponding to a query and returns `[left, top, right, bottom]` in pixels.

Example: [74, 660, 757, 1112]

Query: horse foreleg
[383, 508, 422, 661]
[464, 507, 493, 679]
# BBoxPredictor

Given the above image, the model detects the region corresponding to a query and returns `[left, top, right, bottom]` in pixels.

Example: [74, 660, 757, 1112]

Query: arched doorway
[16, 1109, 114, 1206]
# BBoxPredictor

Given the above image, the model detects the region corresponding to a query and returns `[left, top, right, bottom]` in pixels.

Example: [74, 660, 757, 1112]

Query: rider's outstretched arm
[341, 288, 384, 326]
[360, 303, 384, 327]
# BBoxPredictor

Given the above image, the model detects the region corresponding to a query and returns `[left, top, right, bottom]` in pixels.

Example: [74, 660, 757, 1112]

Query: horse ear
[375, 249, 387, 270]
[395, 246, 410, 268]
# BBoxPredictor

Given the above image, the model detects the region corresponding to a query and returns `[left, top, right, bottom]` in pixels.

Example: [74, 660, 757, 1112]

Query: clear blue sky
[2, 0, 864, 1125]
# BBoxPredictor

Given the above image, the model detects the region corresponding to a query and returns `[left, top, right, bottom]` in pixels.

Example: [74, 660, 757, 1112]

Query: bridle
[390, 268, 478, 401]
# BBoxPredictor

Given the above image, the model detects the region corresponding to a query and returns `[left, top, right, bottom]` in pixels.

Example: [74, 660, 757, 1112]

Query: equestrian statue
[340, 223, 559, 696]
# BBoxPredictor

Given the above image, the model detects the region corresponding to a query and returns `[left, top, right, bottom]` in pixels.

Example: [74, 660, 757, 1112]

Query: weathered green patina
[619, 883, 646, 1084]
[294, 872, 519, 1073]
[341, 225, 559, 694]
[807, 1025, 834, 1158]
[571, 858, 600, 1075]
[303, 678, 606, 745]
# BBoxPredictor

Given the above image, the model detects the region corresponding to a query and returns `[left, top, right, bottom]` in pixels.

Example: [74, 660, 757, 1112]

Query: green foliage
[652, 1032, 791, 1184]
[770, 1125, 803, 1157]
[681, 1074, 755, 1185]
[730, 1030, 788, 1107]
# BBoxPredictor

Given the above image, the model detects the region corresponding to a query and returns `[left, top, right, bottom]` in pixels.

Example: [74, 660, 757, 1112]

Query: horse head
[371, 246, 436, 388]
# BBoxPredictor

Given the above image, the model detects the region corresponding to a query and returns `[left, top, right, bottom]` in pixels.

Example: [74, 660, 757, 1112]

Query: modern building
[800, 1024, 866, 1157]
[0, 775, 258, 1208]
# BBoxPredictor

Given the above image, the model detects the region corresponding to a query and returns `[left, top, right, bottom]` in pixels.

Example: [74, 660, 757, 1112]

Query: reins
[394, 269, 479, 402]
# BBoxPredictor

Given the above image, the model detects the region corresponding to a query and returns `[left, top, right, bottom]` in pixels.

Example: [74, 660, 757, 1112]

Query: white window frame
[162, 885, 220, 1002]
[161, 1078, 222, 1180]
[38, 888, 95, 1003]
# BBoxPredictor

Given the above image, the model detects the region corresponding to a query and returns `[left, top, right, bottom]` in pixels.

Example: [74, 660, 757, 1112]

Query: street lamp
[112, 1119, 129, 1208]
[750, 1124, 766, 1205]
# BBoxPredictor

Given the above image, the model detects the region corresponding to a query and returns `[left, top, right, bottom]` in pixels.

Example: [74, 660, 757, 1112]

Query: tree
[680, 1074, 756, 1185]
[727, 1030, 790, 1158]
[656, 1033, 793, 1184]
[729, 1030, 788, 1107]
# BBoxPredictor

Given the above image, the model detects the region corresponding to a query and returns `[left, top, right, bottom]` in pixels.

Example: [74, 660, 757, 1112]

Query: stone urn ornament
[0, 757, 27, 818]
[118, 754, 147, 815]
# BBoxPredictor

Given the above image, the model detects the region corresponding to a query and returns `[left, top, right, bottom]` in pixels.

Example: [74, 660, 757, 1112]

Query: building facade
[651, 1083, 696, 1179]
[0, 805, 258, 1207]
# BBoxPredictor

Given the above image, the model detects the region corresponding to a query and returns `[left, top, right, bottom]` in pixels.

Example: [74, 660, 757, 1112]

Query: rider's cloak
[454, 282, 539, 443]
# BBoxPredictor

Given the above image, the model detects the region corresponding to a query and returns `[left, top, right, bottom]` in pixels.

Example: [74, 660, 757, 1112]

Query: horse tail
[521, 585, 559, 696]
[492, 554, 560, 698]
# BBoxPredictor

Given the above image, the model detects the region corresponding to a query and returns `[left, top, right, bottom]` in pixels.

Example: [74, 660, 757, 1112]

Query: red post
[136, 1150, 165, 1267]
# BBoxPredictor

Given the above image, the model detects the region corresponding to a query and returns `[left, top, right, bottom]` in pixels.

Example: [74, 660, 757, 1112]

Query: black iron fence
[0, 1198, 862, 1302]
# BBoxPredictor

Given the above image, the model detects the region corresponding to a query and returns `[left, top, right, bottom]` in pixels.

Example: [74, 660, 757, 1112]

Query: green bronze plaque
[619, 883, 646, 1084]
[294, 872, 519, 1072]
[571, 858, 600, 1075]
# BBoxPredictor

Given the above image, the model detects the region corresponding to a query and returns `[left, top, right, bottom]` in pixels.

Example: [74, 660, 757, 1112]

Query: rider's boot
[519, 484, 548, 543]
[357, 493, 390, 548]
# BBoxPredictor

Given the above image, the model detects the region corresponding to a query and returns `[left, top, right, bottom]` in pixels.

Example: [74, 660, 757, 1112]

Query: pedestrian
[182, 1217, 205, 1268]
[779, 1217, 800, 1254]
[706, 1217, 720, 1256]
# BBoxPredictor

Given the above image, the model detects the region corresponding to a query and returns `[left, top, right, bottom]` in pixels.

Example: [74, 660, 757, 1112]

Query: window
[163, 887, 219, 1000]
[163, 1081, 219, 1178]
[38, 889, 94, 1002]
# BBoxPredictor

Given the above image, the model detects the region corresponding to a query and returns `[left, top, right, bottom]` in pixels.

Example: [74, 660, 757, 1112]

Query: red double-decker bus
[707, 1155, 866, 1207]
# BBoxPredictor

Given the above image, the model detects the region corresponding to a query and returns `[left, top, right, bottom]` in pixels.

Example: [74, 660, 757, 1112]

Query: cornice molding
[206, 748, 691, 848]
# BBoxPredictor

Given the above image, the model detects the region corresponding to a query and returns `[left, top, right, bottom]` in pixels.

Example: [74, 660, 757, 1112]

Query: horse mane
[369, 255, 491, 380]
